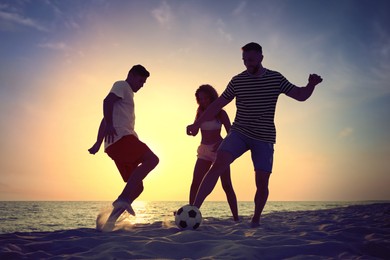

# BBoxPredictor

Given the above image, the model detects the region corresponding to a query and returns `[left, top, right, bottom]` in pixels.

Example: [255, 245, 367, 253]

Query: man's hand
[104, 124, 117, 143]
[187, 124, 199, 136]
[308, 74, 323, 86]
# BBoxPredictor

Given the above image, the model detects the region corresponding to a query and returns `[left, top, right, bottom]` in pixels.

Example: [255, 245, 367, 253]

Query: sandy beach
[0, 203, 389, 259]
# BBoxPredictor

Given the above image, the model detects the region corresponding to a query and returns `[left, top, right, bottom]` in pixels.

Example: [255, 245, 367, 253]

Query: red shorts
[106, 135, 150, 182]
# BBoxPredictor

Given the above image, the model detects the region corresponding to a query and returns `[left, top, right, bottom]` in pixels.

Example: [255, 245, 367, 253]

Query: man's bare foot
[112, 199, 136, 216]
[250, 221, 260, 228]
[250, 216, 260, 227]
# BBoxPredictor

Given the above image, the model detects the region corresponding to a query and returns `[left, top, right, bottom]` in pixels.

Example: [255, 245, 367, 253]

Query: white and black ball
[175, 204, 202, 230]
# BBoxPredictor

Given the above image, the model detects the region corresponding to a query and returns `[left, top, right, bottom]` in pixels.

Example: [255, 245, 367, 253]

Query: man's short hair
[129, 64, 150, 77]
[241, 42, 262, 54]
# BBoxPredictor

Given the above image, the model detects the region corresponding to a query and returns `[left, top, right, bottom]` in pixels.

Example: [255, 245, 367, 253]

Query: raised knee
[151, 154, 159, 167]
[142, 152, 159, 169]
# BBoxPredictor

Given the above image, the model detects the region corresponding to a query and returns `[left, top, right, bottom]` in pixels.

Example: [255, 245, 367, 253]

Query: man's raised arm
[286, 74, 323, 101]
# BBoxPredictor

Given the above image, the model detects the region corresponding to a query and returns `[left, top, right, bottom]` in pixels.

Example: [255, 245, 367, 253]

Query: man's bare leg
[118, 150, 159, 200]
[113, 150, 158, 216]
[251, 171, 271, 227]
[220, 167, 239, 221]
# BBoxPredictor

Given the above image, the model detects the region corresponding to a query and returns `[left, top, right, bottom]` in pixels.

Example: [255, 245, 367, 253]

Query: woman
[189, 84, 238, 221]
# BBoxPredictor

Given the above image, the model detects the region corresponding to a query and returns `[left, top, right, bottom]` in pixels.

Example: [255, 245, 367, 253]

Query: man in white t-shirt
[89, 65, 159, 222]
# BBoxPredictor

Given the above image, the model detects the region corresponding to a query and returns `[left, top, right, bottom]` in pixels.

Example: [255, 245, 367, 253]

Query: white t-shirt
[104, 80, 137, 149]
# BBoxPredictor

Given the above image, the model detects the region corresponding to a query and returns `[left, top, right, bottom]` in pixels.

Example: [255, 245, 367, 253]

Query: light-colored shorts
[218, 130, 274, 173]
[197, 143, 219, 162]
[106, 135, 151, 182]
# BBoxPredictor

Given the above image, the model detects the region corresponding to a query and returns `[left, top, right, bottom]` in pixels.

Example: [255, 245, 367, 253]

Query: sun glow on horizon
[0, 1, 389, 202]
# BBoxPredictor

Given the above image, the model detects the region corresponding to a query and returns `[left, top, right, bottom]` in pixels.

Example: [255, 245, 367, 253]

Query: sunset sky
[0, 0, 389, 202]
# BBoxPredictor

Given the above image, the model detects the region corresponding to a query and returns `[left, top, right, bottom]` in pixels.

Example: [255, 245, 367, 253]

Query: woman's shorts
[106, 135, 151, 182]
[197, 143, 219, 162]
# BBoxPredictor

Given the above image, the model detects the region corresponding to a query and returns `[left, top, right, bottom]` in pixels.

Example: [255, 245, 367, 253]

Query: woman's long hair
[195, 84, 220, 121]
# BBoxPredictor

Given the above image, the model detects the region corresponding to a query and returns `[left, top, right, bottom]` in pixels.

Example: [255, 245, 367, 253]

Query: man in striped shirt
[187, 42, 323, 227]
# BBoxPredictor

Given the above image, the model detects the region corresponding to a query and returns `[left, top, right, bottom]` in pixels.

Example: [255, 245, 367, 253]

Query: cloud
[216, 19, 233, 42]
[232, 1, 247, 16]
[369, 22, 390, 94]
[151, 1, 173, 28]
[338, 127, 354, 138]
[0, 10, 49, 32]
[42, 0, 81, 30]
[38, 42, 70, 51]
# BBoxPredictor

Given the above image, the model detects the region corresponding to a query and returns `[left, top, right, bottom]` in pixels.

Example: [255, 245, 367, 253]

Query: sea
[0, 201, 380, 234]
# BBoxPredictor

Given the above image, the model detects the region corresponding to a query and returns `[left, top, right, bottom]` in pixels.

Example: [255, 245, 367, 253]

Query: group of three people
[89, 42, 323, 227]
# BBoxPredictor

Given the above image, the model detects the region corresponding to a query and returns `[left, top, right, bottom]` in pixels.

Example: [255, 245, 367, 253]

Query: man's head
[241, 42, 263, 75]
[126, 64, 150, 92]
[242, 42, 262, 53]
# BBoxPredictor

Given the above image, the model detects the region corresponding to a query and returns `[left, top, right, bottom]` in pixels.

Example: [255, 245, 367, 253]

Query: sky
[0, 0, 389, 202]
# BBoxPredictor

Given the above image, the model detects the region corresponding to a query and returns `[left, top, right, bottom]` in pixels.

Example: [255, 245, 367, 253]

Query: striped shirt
[222, 69, 296, 143]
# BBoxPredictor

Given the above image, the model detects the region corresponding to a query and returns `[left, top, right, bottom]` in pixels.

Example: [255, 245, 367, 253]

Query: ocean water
[0, 201, 377, 234]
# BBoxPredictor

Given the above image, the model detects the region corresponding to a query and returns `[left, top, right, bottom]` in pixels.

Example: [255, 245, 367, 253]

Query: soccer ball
[175, 204, 202, 230]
